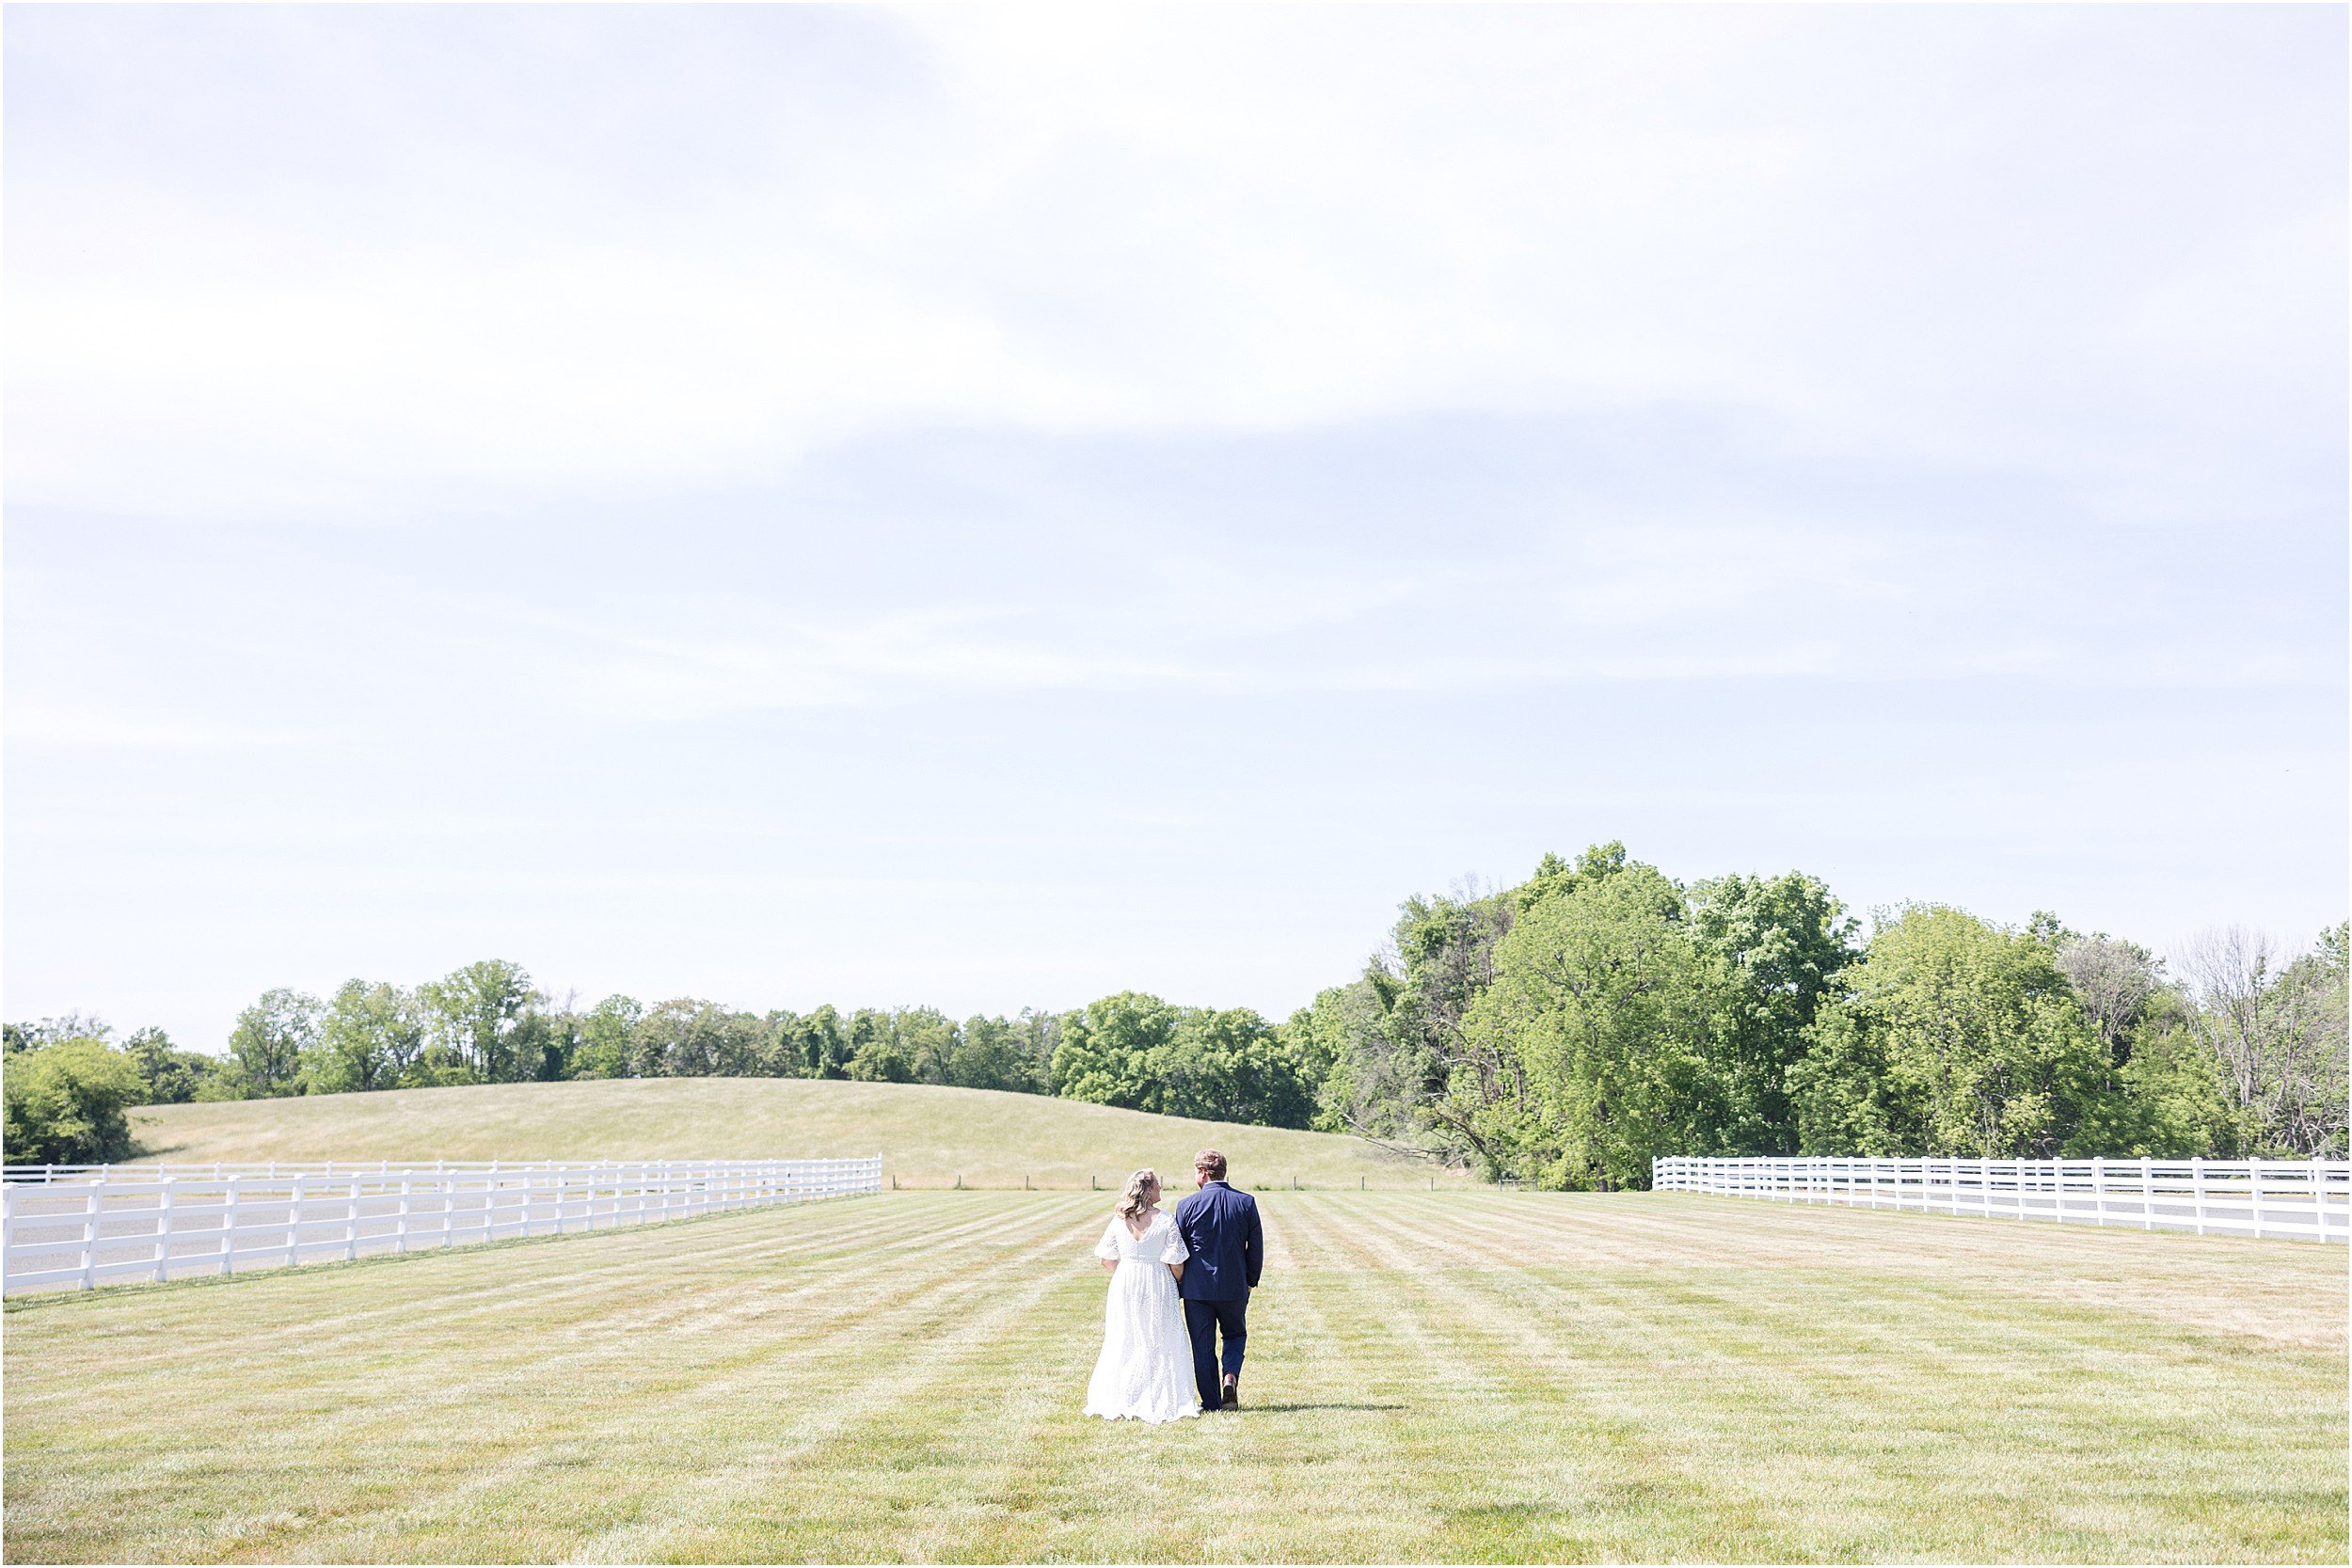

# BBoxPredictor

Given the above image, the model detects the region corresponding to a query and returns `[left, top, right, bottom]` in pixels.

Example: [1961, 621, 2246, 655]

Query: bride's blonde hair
[1116, 1168, 1161, 1222]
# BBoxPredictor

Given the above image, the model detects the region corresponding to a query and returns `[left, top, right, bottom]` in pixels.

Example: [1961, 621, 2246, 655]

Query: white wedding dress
[1084, 1211, 1200, 1423]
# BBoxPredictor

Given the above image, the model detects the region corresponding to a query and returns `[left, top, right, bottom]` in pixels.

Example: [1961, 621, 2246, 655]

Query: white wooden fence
[1652, 1155, 2349, 1243]
[0, 1157, 883, 1295]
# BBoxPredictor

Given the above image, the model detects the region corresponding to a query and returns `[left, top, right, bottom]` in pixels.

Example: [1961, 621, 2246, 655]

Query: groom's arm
[1243, 1197, 1263, 1289]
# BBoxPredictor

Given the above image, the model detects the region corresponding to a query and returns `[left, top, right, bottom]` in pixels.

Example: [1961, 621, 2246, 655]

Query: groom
[1174, 1148, 1262, 1411]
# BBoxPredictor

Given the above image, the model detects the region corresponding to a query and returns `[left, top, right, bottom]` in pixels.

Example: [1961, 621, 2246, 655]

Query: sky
[7, 6, 2346, 1052]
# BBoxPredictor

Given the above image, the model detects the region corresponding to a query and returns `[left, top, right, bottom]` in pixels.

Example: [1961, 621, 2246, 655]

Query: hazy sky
[8, 6, 2346, 1050]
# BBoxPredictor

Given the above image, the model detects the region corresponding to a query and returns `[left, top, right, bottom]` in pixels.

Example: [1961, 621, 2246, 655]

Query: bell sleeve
[1159, 1219, 1190, 1266]
[1094, 1219, 1123, 1262]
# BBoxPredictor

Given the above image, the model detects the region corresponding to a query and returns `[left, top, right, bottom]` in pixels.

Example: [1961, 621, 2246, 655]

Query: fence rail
[0, 1157, 884, 1295]
[1652, 1155, 2348, 1243]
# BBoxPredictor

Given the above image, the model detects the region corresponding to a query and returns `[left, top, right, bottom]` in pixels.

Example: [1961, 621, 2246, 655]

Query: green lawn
[127, 1078, 1469, 1191]
[5, 1191, 2342, 1563]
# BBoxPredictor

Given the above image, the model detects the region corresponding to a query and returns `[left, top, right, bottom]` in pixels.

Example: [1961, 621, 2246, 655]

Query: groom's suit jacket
[1173, 1180, 1262, 1302]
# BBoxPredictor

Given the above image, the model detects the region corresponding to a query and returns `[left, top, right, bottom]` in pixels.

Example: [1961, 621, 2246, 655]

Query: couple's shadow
[1242, 1401, 1404, 1412]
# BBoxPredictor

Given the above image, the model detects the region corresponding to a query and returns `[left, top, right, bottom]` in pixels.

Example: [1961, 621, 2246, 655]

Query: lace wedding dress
[1083, 1210, 1200, 1423]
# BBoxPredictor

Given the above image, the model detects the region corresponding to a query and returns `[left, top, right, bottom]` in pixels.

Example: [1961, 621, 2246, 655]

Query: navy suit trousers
[1183, 1296, 1248, 1409]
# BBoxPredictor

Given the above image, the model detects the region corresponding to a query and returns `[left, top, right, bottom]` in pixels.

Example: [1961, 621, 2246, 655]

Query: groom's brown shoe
[1221, 1376, 1239, 1410]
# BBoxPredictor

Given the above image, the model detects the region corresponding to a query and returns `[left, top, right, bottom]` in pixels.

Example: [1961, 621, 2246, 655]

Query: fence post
[155, 1177, 175, 1284]
[398, 1176, 412, 1254]
[2249, 1160, 2264, 1239]
[2192, 1159, 2207, 1236]
[2138, 1157, 2153, 1231]
[287, 1177, 304, 1269]
[80, 1186, 99, 1291]
[2315, 1159, 2328, 1244]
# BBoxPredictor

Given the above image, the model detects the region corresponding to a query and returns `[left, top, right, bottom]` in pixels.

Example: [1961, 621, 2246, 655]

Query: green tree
[1162, 1007, 1324, 1128]
[313, 982, 425, 1094]
[2069, 990, 2242, 1157]
[1688, 871, 1859, 1154]
[2054, 934, 2166, 1058]
[573, 995, 643, 1079]
[5, 1014, 114, 1056]
[1053, 992, 1178, 1109]
[419, 960, 539, 1083]
[120, 1026, 237, 1104]
[1448, 861, 1731, 1189]
[844, 1007, 916, 1083]
[228, 989, 323, 1098]
[1313, 881, 1517, 1151]
[509, 1003, 578, 1083]
[630, 999, 766, 1078]
[1791, 907, 2111, 1158]
[772, 1006, 850, 1079]
[947, 1013, 1053, 1093]
[2180, 923, 2348, 1157]
[893, 1007, 960, 1085]
[3, 1040, 150, 1164]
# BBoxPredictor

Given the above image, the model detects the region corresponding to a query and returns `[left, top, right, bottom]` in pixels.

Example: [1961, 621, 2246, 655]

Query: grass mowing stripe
[1338, 1193, 2344, 1562]
[179, 1196, 1098, 1563]
[1301, 1194, 1737, 1562]
[3, 1196, 990, 1433]
[1352, 1206, 1960, 1560]
[0, 1192, 938, 1355]
[555, 1199, 1105, 1561]
[1253, 1195, 1480, 1558]
[8, 1196, 1102, 1563]
[320, 1196, 1108, 1560]
[675, 1204, 1132, 1563]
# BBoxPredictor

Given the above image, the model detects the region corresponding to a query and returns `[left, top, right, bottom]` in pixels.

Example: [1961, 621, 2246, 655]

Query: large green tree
[944, 1012, 1055, 1094]
[1791, 907, 2110, 1158]
[4, 1040, 150, 1164]
[1053, 992, 1181, 1109]
[419, 960, 539, 1083]
[572, 995, 643, 1079]
[1310, 879, 1518, 1149]
[119, 1026, 240, 1104]
[313, 981, 426, 1093]
[632, 999, 766, 1078]
[1053, 994, 1320, 1127]
[1688, 870, 1857, 1153]
[227, 990, 323, 1098]
[1447, 857, 1733, 1189]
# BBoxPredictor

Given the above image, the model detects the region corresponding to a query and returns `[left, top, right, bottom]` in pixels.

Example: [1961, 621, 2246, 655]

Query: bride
[1083, 1168, 1200, 1423]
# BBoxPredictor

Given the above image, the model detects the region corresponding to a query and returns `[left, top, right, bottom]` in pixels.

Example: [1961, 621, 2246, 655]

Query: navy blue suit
[1174, 1180, 1262, 1408]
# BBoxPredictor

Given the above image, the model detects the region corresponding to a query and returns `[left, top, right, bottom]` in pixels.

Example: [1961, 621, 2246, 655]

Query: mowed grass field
[128, 1079, 1470, 1190]
[6, 1190, 2343, 1563]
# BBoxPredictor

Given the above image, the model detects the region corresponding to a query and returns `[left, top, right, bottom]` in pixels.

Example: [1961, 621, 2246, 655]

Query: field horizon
[124, 1077, 1473, 1190]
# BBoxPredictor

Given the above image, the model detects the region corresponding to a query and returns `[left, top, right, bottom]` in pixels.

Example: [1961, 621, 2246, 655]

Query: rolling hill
[125, 1077, 1471, 1189]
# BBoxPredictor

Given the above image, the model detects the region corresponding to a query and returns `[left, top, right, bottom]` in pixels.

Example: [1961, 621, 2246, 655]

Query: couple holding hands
[1083, 1148, 1263, 1423]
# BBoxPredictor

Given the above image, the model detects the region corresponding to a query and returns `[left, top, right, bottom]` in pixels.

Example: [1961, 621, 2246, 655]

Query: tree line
[7, 842, 2344, 1180]
[1303, 845, 2344, 1188]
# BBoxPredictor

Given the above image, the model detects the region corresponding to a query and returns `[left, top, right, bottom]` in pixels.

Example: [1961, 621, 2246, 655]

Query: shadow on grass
[1246, 1401, 1406, 1412]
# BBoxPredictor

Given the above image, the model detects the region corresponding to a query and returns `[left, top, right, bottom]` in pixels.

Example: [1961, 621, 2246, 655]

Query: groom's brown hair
[1194, 1149, 1227, 1180]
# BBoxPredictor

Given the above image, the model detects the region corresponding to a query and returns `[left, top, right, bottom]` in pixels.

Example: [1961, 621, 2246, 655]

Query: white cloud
[7, 7, 2340, 521]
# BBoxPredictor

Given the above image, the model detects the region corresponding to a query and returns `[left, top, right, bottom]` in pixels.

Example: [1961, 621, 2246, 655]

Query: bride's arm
[1168, 1261, 1184, 1283]
[1101, 1258, 1119, 1272]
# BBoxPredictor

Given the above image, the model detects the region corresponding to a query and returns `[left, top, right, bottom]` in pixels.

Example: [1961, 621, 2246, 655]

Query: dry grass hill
[126, 1076, 1472, 1190]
